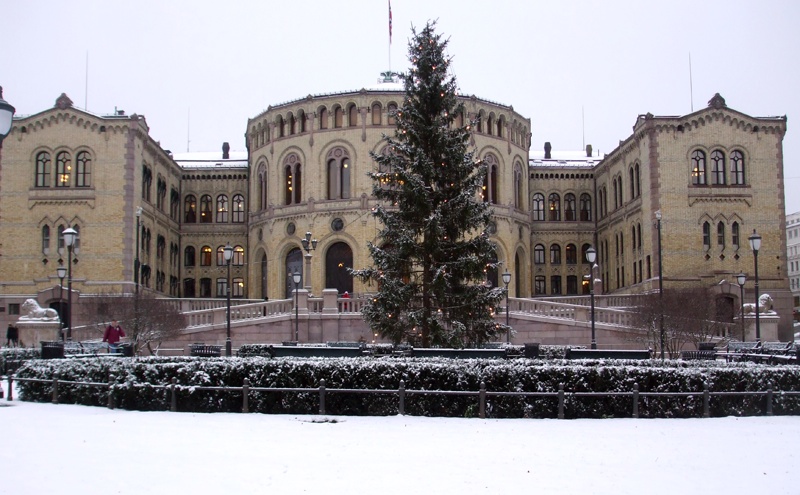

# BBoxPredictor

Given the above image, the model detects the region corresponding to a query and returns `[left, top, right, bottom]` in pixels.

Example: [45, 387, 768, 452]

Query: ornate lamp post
[292, 271, 302, 342]
[301, 231, 318, 293]
[655, 210, 665, 359]
[223, 243, 233, 356]
[0, 87, 15, 145]
[135, 207, 143, 293]
[57, 266, 67, 334]
[63, 227, 78, 341]
[748, 230, 762, 342]
[585, 246, 597, 349]
[736, 272, 746, 341]
[502, 270, 511, 343]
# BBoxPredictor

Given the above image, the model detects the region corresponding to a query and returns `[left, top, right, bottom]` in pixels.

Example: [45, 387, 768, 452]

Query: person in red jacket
[103, 319, 126, 354]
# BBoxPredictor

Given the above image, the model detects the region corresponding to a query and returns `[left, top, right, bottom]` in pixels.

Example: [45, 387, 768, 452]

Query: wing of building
[0, 88, 792, 340]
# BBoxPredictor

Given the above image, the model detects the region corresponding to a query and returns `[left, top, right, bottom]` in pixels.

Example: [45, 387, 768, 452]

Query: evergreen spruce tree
[354, 22, 507, 348]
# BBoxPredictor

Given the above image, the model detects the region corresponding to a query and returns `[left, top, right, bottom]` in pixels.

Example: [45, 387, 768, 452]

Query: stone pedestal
[738, 313, 780, 342]
[16, 319, 62, 347]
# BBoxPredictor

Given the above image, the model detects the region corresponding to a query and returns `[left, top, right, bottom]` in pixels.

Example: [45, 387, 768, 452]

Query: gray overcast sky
[4, 0, 800, 213]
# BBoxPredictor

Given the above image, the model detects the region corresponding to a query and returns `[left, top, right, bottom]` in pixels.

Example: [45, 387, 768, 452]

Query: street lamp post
[586, 247, 597, 349]
[224, 243, 233, 357]
[301, 231, 318, 293]
[57, 266, 67, 336]
[655, 210, 665, 360]
[135, 207, 142, 293]
[292, 271, 302, 342]
[63, 227, 78, 341]
[0, 87, 15, 146]
[749, 230, 762, 342]
[736, 272, 746, 342]
[502, 270, 511, 343]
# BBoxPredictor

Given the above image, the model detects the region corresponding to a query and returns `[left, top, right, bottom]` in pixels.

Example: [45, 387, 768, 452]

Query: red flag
[389, 0, 393, 44]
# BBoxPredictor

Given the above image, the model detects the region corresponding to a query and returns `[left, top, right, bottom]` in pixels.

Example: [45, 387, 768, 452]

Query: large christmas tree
[354, 22, 507, 348]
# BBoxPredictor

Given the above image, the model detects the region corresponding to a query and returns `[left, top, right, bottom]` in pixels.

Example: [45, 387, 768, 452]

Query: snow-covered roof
[172, 151, 248, 169]
[529, 150, 599, 168]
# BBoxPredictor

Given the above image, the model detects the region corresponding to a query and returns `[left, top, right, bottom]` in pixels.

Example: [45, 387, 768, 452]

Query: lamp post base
[225, 338, 232, 357]
[591, 340, 597, 350]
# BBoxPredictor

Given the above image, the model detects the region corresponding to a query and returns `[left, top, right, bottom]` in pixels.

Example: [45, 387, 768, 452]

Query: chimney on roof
[544, 142, 552, 159]
[222, 142, 230, 160]
[586, 144, 593, 157]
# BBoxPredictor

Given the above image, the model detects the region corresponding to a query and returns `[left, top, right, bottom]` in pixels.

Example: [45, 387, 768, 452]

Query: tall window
[216, 246, 227, 266]
[482, 154, 499, 204]
[548, 193, 560, 221]
[233, 246, 245, 266]
[333, 106, 343, 128]
[171, 188, 180, 220]
[717, 222, 725, 248]
[184, 246, 196, 267]
[371, 103, 382, 125]
[233, 278, 245, 298]
[76, 151, 91, 187]
[276, 116, 285, 137]
[36, 151, 52, 187]
[732, 221, 740, 248]
[634, 163, 641, 198]
[513, 164, 523, 210]
[216, 194, 229, 223]
[284, 154, 303, 205]
[199, 278, 212, 298]
[319, 107, 328, 129]
[200, 246, 212, 266]
[580, 194, 592, 221]
[142, 165, 152, 200]
[534, 244, 545, 264]
[702, 221, 711, 248]
[566, 276, 578, 295]
[156, 178, 166, 211]
[565, 244, 577, 264]
[387, 103, 397, 125]
[564, 194, 576, 221]
[200, 195, 212, 223]
[730, 150, 745, 185]
[550, 276, 562, 295]
[550, 244, 561, 264]
[629, 167, 636, 199]
[42, 225, 51, 254]
[711, 150, 726, 185]
[56, 151, 71, 187]
[347, 104, 358, 127]
[327, 147, 351, 199]
[535, 276, 546, 295]
[532, 193, 545, 221]
[184, 195, 197, 223]
[232, 194, 245, 223]
[691, 150, 707, 185]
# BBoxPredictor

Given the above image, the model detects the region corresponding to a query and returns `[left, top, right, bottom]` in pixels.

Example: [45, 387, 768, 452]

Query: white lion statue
[19, 298, 59, 320]
[742, 293, 775, 315]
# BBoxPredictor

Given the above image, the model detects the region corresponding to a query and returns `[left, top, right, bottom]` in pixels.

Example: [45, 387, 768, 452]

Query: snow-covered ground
[1, 380, 798, 495]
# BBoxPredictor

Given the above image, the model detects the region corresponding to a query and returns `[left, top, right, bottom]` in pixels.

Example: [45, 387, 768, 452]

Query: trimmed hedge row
[13, 356, 800, 418]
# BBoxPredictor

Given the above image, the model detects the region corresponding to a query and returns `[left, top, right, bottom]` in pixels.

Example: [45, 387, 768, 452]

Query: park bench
[408, 348, 507, 359]
[189, 343, 222, 357]
[565, 349, 651, 360]
[680, 350, 718, 360]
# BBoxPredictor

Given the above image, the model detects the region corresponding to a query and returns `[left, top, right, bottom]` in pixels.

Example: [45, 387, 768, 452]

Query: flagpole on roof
[388, 0, 392, 72]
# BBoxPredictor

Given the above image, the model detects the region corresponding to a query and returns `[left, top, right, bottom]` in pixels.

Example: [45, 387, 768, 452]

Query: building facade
[787, 211, 800, 322]
[0, 88, 792, 340]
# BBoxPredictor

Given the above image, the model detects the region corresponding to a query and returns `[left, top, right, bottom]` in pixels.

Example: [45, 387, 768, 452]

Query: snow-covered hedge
[13, 357, 800, 418]
[1, 348, 39, 374]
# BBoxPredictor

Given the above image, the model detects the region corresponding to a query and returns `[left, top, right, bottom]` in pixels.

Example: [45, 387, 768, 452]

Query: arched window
[371, 103, 382, 125]
[276, 115, 285, 138]
[76, 151, 91, 187]
[632, 225, 637, 251]
[580, 193, 592, 221]
[299, 110, 307, 133]
[327, 147, 351, 200]
[56, 151, 71, 187]
[581, 244, 591, 265]
[564, 193, 576, 221]
[692, 150, 707, 185]
[233, 245, 244, 266]
[730, 150, 745, 185]
[550, 244, 561, 264]
[200, 246, 212, 266]
[184, 195, 197, 223]
[284, 154, 302, 205]
[514, 163, 523, 210]
[184, 246, 196, 267]
[634, 163, 641, 197]
[42, 225, 51, 254]
[288, 113, 296, 135]
[387, 103, 397, 125]
[532, 193, 545, 221]
[565, 244, 577, 264]
[183, 278, 196, 298]
[486, 114, 494, 136]
[534, 244, 545, 264]
[476, 112, 483, 133]
[347, 104, 358, 127]
[732, 221, 740, 248]
[702, 221, 711, 248]
[36, 151, 52, 187]
[496, 117, 503, 137]
[548, 193, 561, 221]
[232, 194, 245, 223]
[535, 276, 546, 295]
[319, 107, 328, 130]
[717, 222, 725, 248]
[199, 278, 212, 297]
[333, 106, 343, 128]
[612, 179, 619, 209]
[258, 165, 267, 211]
[629, 167, 635, 199]
[325, 242, 354, 295]
[216, 246, 227, 266]
[711, 150, 726, 185]
[216, 194, 228, 223]
[482, 154, 499, 204]
[199, 195, 212, 223]
[285, 247, 303, 298]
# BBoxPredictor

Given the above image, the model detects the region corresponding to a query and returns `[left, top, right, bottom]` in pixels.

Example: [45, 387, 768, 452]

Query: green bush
[12, 357, 800, 418]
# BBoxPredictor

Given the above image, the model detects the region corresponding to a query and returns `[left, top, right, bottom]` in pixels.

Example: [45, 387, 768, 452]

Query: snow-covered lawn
[1, 380, 798, 495]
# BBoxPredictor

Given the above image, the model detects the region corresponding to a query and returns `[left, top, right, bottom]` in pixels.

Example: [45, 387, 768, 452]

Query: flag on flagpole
[389, 0, 393, 44]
